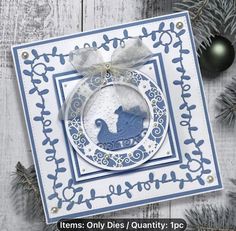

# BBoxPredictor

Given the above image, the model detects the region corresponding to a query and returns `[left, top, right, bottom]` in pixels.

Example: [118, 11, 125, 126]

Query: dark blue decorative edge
[11, 12, 223, 223]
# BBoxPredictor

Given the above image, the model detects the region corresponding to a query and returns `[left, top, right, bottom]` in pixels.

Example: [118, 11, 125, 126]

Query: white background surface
[0, 0, 236, 230]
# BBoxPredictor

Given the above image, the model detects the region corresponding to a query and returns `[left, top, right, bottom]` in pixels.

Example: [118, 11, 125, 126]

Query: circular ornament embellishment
[64, 70, 169, 170]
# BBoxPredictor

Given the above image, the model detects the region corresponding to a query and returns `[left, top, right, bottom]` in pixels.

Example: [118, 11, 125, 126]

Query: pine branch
[191, 0, 209, 23]
[185, 205, 236, 231]
[11, 162, 44, 220]
[173, 0, 236, 52]
[173, 0, 218, 52]
[229, 179, 236, 208]
[217, 0, 236, 36]
[11, 162, 58, 231]
[43, 224, 58, 231]
[216, 78, 236, 126]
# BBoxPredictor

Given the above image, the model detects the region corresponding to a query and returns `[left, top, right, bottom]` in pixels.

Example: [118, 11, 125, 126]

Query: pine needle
[229, 179, 236, 208]
[11, 162, 58, 231]
[173, 0, 236, 53]
[174, 0, 217, 53]
[216, 78, 236, 126]
[11, 162, 44, 220]
[185, 205, 236, 231]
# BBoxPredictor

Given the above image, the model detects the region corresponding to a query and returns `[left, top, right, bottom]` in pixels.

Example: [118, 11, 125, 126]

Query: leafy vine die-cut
[21, 19, 213, 212]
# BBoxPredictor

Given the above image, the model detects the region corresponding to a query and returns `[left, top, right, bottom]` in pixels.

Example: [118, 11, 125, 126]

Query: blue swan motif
[95, 106, 147, 151]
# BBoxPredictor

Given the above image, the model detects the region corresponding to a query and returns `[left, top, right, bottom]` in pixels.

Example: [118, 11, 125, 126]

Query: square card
[12, 12, 222, 223]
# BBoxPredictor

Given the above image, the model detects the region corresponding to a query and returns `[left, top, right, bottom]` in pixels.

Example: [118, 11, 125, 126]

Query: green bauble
[199, 36, 235, 72]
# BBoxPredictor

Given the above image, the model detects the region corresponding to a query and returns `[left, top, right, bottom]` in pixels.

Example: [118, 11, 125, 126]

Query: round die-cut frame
[64, 70, 169, 170]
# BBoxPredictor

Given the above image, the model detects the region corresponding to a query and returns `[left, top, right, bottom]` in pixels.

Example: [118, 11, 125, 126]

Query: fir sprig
[11, 162, 43, 220]
[218, 0, 236, 36]
[174, 0, 236, 52]
[216, 78, 236, 126]
[174, 0, 218, 52]
[11, 162, 57, 231]
[185, 205, 236, 231]
[229, 179, 236, 208]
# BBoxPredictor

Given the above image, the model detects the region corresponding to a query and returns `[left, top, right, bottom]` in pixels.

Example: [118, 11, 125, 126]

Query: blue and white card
[12, 12, 222, 223]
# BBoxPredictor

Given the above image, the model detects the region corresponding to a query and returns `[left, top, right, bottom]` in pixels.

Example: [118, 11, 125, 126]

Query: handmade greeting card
[12, 12, 222, 223]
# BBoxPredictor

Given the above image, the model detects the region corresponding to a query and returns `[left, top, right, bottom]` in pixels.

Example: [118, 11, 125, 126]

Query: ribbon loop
[59, 38, 153, 121]
[111, 38, 152, 69]
[69, 47, 104, 76]
[69, 38, 152, 76]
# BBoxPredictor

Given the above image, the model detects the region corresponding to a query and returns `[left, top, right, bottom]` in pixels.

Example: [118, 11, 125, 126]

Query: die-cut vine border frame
[12, 12, 222, 223]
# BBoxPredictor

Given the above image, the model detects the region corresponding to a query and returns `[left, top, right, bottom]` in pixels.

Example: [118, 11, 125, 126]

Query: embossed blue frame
[12, 12, 222, 223]
[53, 57, 180, 183]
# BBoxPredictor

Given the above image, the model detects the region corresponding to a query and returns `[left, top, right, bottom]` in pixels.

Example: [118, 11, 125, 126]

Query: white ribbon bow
[59, 38, 153, 120]
[69, 38, 153, 77]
